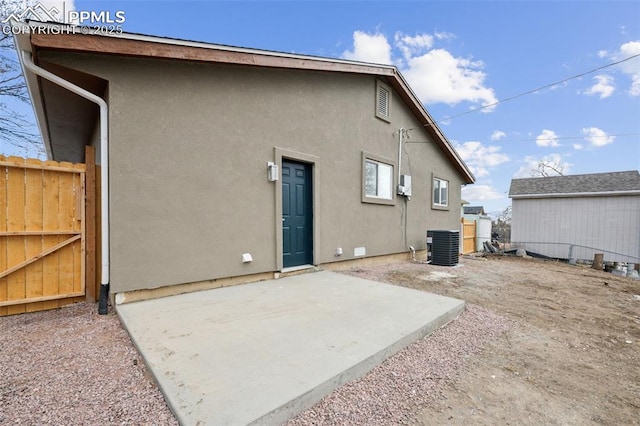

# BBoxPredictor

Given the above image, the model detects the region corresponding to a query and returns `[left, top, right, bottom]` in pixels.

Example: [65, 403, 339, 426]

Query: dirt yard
[1, 256, 638, 425]
[377, 256, 640, 425]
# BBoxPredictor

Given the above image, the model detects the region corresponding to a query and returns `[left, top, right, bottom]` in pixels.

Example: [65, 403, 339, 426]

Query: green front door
[282, 160, 313, 268]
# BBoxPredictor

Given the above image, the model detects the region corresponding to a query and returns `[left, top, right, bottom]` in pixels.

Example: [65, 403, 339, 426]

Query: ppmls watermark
[2, 2, 126, 35]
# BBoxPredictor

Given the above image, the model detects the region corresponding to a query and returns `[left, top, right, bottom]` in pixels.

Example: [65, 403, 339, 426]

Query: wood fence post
[85, 146, 97, 302]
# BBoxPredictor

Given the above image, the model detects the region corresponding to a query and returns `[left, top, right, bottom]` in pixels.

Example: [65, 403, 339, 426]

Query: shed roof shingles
[509, 170, 640, 197]
[463, 206, 486, 215]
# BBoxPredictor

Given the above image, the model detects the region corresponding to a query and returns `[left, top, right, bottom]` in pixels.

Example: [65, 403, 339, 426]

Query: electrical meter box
[398, 174, 412, 197]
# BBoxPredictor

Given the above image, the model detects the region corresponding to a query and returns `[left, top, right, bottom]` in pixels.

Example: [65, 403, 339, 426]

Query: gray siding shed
[509, 171, 640, 263]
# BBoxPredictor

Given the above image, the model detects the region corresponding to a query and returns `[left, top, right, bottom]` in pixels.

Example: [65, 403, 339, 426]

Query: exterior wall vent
[376, 80, 391, 122]
[378, 87, 389, 116]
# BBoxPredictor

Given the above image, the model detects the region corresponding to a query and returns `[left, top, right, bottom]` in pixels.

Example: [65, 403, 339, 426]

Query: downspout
[21, 51, 111, 314]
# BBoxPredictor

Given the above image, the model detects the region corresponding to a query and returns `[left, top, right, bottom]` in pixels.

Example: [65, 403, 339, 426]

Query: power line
[404, 132, 639, 145]
[424, 53, 640, 126]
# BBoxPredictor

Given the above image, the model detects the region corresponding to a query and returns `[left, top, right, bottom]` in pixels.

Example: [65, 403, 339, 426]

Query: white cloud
[583, 75, 615, 99]
[394, 32, 434, 61]
[618, 41, 640, 96]
[573, 143, 583, 150]
[434, 31, 455, 41]
[535, 129, 560, 147]
[513, 154, 571, 178]
[455, 141, 509, 178]
[550, 81, 569, 91]
[342, 30, 498, 110]
[491, 130, 506, 141]
[513, 157, 541, 178]
[402, 49, 498, 109]
[462, 184, 504, 201]
[342, 31, 392, 65]
[582, 127, 615, 147]
[601, 40, 640, 96]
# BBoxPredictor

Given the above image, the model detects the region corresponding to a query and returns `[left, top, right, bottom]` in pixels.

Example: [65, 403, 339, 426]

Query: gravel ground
[0, 302, 177, 425]
[287, 304, 510, 426]
[1, 263, 510, 425]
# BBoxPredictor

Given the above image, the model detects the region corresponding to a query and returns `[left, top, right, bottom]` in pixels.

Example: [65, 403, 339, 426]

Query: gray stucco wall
[512, 195, 640, 263]
[41, 52, 465, 293]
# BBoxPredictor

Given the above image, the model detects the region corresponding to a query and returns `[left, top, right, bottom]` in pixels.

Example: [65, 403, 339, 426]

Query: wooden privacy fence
[461, 218, 476, 254]
[0, 154, 93, 316]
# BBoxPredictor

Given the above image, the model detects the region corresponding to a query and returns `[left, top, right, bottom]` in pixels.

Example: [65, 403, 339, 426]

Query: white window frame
[362, 152, 395, 205]
[432, 176, 449, 209]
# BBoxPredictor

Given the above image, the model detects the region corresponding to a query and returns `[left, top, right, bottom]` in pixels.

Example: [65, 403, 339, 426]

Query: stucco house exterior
[509, 171, 640, 263]
[14, 22, 474, 305]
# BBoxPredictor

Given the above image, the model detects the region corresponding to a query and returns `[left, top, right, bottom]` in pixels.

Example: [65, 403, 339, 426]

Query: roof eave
[388, 70, 475, 184]
[18, 21, 476, 182]
[27, 21, 397, 77]
[510, 190, 640, 199]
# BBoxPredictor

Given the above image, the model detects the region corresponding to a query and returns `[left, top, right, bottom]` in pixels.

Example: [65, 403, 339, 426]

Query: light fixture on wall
[267, 162, 279, 182]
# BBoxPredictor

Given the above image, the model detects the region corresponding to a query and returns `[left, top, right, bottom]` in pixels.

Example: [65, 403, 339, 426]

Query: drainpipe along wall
[21, 51, 111, 314]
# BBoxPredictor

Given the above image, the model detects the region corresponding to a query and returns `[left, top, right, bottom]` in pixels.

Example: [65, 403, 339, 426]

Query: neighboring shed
[509, 171, 640, 263]
[463, 206, 486, 215]
[462, 205, 492, 252]
[14, 22, 475, 304]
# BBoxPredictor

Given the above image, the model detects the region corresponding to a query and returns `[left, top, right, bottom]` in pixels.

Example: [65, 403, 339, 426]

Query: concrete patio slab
[116, 270, 464, 425]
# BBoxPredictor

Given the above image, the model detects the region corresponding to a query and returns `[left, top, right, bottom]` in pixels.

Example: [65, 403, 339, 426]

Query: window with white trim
[433, 177, 448, 207]
[362, 152, 395, 205]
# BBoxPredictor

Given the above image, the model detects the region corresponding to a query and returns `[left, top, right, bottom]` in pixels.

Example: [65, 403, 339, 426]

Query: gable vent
[376, 80, 392, 122]
[377, 86, 389, 117]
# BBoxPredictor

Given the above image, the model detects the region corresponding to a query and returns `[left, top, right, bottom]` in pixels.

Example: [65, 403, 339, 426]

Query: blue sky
[3, 1, 640, 215]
